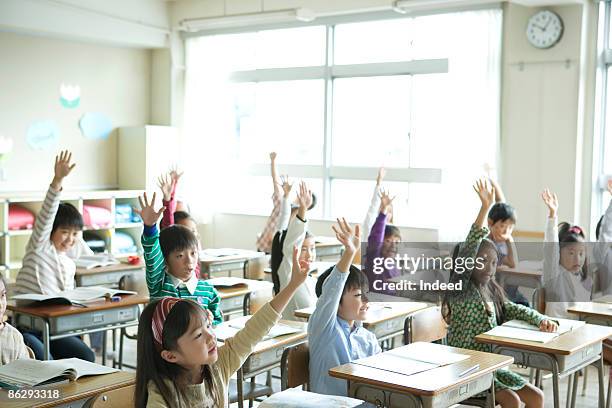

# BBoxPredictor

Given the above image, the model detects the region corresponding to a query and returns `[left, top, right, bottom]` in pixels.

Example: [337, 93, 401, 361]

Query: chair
[244, 256, 267, 280]
[115, 272, 149, 369]
[404, 306, 447, 345]
[280, 343, 310, 391]
[82, 384, 135, 408]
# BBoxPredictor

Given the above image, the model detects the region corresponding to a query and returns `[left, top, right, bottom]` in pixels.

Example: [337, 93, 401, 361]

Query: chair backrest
[404, 306, 447, 344]
[26, 346, 35, 359]
[535, 287, 546, 314]
[244, 256, 267, 280]
[280, 343, 309, 390]
[119, 271, 149, 297]
[83, 384, 135, 408]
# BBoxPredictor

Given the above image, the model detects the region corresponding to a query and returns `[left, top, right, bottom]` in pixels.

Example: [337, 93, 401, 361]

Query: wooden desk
[0, 371, 134, 408]
[264, 261, 336, 279]
[8, 295, 148, 364]
[314, 237, 343, 261]
[218, 319, 307, 408]
[476, 324, 612, 408]
[495, 265, 543, 305]
[329, 342, 513, 408]
[295, 302, 430, 343]
[568, 301, 612, 326]
[199, 249, 264, 277]
[75, 263, 144, 288]
[214, 279, 273, 318]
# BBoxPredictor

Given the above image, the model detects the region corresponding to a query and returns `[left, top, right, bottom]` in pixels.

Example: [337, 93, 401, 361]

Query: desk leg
[570, 373, 579, 408]
[489, 380, 496, 408]
[598, 355, 606, 408]
[566, 374, 573, 408]
[102, 330, 107, 366]
[237, 367, 244, 408]
[552, 362, 560, 408]
[243, 294, 251, 316]
[119, 328, 125, 370]
[42, 320, 51, 360]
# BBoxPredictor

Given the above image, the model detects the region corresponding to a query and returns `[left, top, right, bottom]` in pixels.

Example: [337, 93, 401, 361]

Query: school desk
[295, 301, 430, 344]
[215, 279, 273, 318]
[263, 261, 337, 280]
[567, 302, 612, 326]
[8, 295, 148, 364]
[494, 266, 543, 305]
[217, 319, 307, 408]
[475, 323, 612, 408]
[75, 263, 144, 288]
[0, 371, 134, 408]
[329, 342, 513, 408]
[314, 236, 343, 261]
[199, 249, 265, 278]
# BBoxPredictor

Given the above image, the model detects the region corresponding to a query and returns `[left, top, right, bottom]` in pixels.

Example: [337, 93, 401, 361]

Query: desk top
[0, 371, 135, 408]
[199, 249, 264, 266]
[329, 342, 512, 397]
[475, 323, 612, 355]
[217, 319, 307, 355]
[7, 294, 149, 318]
[294, 302, 429, 326]
[216, 279, 273, 299]
[567, 302, 612, 320]
[75, 262, 144, 276]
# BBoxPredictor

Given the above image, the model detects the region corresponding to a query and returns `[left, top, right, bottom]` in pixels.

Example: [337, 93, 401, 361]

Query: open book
[207, 277, 249, 288]
[484, 318, 585, 343]
[12, 286, 136, 306]
[74, 254, 119, 269]
[353, 342, 469, 376]
[214, 315, 302, 341]
[0, 358, 118, 388]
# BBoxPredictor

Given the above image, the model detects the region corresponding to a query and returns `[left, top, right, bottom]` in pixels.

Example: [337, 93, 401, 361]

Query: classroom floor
[97, 331, 608, 408]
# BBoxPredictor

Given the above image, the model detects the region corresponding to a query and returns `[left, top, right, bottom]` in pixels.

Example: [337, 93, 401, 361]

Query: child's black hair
[487, 203, 516, 224]
[384, 224, 401, 239]
[174, 211, 193, 224]
[558, 222, 588, 281]
[159, 225, 199, 258]
[309, 193, 317, 211]
[270, 229, 314, 294]
[596, 216, 604, 241]
[315, 264, 367, 302]
[51, 203, 84, 235]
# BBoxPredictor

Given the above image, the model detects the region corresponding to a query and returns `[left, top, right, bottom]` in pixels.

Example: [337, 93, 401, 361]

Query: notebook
[214, 316, 302, 341]
[0, 358, 118, 388]
[483, 318, 584, 343]
[12, 286, 136, 306]
[74, 254, 119, 269]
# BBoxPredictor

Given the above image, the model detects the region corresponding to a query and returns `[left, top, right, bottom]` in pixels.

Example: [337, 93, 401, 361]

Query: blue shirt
[308, 266, 381, 396]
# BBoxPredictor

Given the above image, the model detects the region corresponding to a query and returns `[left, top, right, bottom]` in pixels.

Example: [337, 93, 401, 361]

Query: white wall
[0, 31, 151, 191]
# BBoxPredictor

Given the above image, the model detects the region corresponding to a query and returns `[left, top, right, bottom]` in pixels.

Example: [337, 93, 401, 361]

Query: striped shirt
[15, 186, 76, 295]
[141, 225, 222, 325]
[0, 322, 30, 365]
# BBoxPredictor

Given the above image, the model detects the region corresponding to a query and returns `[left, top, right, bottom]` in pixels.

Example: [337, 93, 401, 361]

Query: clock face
[526, 10, 563, 49]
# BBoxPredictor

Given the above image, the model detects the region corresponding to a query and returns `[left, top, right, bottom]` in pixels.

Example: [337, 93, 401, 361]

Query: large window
[183, 9, 502, 233]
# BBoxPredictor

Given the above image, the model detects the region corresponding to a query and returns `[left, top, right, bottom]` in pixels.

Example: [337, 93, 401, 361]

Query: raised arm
[362, 168, 385, 236]
[28, 151, 76, 252]
[541, 188, 560, 283]
[158, 173, 175, 229]
[270, 152, 280, 196]
[135, 192, 167, 297]
[489, 177, 506, 203]
[276, 175, 293, 231]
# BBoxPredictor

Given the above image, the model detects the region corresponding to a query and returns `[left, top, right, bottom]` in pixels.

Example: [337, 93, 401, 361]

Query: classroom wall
[0, 31, 152, 191]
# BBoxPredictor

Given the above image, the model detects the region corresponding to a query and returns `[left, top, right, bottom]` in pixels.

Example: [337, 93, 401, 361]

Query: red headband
[152, 297, 181, 351]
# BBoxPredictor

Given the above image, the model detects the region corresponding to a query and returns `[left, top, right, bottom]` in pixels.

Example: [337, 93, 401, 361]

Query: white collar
[169, 273, 199, 295]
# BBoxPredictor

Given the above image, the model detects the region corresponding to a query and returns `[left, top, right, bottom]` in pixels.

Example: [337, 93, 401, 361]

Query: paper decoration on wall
[59, 83, 80, 108]
[79, 112, 112, 140]
[26, 120, 59, 150]
[0, 135, 13, 181]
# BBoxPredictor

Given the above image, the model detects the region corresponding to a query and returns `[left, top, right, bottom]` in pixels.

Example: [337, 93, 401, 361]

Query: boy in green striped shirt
[136, 192, 222, 324]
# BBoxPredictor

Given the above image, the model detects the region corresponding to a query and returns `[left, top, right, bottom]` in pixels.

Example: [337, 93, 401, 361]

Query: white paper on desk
[594, 295, 612, 304]
[354, 352, 439, 376]
[12, 286, 135, 303]
[207, 277, 248, 288]
[503, 318, 584, 335]
[485, 325, 558, 343]
[0, 358, 117, 387]
[216, 316, 302, 341]
[258, 388, 367, 408]
[387, 342, 469, 366]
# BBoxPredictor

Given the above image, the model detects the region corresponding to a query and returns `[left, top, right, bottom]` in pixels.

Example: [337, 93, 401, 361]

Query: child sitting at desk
[442, 179, 557, 408]
[0, 275, 30, 365]
[541, 188, 591, 320]
[308, 219, 381, 396]
[157, 168, 207, 279]
[134, 244, 310, 408]
[14, 150, 95, 362]
[137, 192, 222, 325]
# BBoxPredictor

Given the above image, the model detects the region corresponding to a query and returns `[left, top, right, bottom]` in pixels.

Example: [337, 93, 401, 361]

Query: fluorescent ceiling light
[392, 0, 494, 14]
[179, 8, 316, 31]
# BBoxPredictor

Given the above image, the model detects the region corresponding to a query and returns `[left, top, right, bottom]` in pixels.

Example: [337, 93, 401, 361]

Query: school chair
[114, 273, 149, 369]
[244, 256, 267, 281]
[403, 306, 447, 344]
[228, 377, 273, 408]
[82, 384, 135, 408]
[280, 343, 310, 391]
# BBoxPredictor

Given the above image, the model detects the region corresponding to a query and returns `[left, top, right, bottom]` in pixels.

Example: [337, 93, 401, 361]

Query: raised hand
[607, 179, 612, 196]
[169, 165, 184, 185]
[332, 218, 361, 254]
[378, 188, 395, 215]
[52, 150, 76, 189]
[135, 192, 165, 227]
[541, 188, 558, 218]
[289, 245, 309, 287]
[296, 181, 313, 210]
[279, 175, 293, 198]
[376, 167, 386, 186]
[472, 178, 495, 208]
[157, 173, 173, 201]
[269, 152, 277, 162]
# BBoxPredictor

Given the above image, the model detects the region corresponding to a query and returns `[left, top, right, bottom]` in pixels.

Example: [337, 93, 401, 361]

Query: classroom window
[184, 9, 502, 233]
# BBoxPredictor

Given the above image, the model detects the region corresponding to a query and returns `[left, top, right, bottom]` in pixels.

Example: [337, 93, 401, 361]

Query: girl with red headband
[541, 188, 591, 320]
[134, 242, 310, 408]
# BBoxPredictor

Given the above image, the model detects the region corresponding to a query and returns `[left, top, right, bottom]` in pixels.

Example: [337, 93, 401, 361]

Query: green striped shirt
[142, 226, 223, 324]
